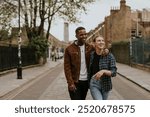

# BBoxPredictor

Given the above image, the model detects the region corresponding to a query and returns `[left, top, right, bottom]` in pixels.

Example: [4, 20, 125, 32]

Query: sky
[50, 0, 150, 41]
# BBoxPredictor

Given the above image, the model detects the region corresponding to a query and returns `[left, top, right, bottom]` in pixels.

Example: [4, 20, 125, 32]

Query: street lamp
[17, 0, 22, 79]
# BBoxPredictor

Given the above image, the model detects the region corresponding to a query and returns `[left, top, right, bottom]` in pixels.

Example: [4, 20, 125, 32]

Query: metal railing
[131, 37, 150, 66]
[0, 45, 37, 72]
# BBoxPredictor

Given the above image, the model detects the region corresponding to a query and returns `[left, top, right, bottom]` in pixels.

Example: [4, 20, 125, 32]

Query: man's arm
[64, 48, 76, 91]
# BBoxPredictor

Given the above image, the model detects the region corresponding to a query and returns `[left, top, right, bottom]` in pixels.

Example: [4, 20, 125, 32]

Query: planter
[38, 57, 44, 65]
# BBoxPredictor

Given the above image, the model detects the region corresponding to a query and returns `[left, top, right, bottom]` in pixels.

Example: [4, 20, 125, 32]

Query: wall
[111, 41, 130, 65]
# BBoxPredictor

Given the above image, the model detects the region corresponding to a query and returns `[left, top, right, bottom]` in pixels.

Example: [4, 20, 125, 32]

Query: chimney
[120, 0, 126, 9]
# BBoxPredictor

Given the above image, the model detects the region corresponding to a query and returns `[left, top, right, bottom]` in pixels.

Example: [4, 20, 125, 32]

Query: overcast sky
[50, 0, 150, 41]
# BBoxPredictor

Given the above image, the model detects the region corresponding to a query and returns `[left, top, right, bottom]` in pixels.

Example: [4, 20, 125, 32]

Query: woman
[88, 35, 117, 100]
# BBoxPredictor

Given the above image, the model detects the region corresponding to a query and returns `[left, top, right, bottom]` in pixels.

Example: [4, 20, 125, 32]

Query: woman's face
[95, 36, 105, 49]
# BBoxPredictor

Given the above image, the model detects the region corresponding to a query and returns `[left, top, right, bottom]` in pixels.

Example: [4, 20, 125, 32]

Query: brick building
[87, 0, 150, 47]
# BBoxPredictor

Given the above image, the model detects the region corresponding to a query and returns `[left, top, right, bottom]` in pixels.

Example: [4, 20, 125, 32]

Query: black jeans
[69, 80, 89, 100]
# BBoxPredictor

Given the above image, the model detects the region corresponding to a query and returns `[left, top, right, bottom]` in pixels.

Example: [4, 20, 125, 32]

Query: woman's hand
[94, 70, 112, 80]
[95, 70, 105, 80]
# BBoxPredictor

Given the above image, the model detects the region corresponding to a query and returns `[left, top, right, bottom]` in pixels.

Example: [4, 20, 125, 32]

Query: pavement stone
[116, 63, 150, 92]
[0, 59, 60, 98]
[0, 60, 150, 99]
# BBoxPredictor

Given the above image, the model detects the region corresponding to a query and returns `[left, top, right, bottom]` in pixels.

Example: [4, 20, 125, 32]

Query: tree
[0, 0, 98, 62]
[0, 0, 98, 40]
[0, 29, 10, 40]
[0, 1, 17, 33]
[43, 0, 97, 39]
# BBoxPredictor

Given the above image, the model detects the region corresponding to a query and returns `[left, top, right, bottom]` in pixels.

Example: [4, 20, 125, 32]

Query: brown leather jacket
[64, 41, 93, 86]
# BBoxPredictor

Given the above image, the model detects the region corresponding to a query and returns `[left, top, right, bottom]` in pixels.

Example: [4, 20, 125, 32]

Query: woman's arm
[94, 53, 117, 80]
[94, 70, 111, 80]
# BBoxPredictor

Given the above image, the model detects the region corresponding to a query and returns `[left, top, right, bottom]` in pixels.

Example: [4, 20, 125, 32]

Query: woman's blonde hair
[93, 35, 104, 42]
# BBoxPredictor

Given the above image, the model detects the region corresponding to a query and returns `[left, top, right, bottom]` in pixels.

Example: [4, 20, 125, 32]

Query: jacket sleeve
[87, 51, 94, 81]
[64, 48, 74, 86]
[109, 53, 117, 77]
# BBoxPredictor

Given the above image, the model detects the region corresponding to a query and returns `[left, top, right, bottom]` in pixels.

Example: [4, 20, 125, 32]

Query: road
[2, 63, 150, 100]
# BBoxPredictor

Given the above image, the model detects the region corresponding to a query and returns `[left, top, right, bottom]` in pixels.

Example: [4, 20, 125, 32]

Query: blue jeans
[90, 78, 109, 100]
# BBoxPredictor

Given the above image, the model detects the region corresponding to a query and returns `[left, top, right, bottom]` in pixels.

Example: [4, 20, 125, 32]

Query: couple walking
[64, 27, 117, 100]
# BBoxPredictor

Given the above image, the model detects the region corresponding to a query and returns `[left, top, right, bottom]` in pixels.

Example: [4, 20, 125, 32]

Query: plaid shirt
[88, 51, 117, 92]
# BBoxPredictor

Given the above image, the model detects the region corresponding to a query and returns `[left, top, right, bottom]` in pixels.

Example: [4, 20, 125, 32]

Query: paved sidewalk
[117, 63, 150, 92]
[0, 59, 61, 98]
[0, 61, 149, 99]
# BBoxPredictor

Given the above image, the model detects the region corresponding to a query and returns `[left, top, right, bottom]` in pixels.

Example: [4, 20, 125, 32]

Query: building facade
[87, 0, 150, 47]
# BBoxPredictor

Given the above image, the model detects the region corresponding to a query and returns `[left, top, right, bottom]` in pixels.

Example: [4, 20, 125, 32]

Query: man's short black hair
[75, 27, 85, 34]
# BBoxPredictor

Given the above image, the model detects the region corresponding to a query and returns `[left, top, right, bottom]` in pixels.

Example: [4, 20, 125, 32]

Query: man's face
[76, 29, 87, 45]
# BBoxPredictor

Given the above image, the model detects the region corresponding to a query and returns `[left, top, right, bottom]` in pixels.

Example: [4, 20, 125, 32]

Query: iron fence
[111, 37, 150, 67]
[0, 45, 37, 72]
[131, 37, 150, 66]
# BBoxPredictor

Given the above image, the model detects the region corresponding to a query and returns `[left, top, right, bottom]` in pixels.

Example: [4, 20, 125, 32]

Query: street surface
[2, 61, 150, 100]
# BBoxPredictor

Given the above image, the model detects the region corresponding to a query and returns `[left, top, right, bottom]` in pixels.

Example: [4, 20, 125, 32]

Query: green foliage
[28, 36, 49, 59]
[57, 0, 96, 23]
[0, 0, 97, 41]
[112, 40, 129, 46]
[0, 2, 17, 30]
[0, 29, 9, 40]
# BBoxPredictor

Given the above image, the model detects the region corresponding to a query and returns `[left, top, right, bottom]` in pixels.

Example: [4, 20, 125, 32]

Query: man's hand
[103, 48, 109, 55]
[68, 84, 76, 92]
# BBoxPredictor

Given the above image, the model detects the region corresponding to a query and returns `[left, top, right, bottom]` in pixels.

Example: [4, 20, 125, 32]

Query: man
[64, 26, 94, 100]
[64, 27, 109, 100]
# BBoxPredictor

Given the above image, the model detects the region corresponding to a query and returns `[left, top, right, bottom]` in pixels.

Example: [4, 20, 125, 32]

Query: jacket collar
[73, 40, 89, 47]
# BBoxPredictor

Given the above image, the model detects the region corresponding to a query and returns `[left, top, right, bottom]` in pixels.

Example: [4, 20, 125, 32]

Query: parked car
[58, 52, 64, 59]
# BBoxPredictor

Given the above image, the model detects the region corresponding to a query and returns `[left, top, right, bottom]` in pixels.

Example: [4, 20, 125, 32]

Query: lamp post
[17, 0, 22, 79]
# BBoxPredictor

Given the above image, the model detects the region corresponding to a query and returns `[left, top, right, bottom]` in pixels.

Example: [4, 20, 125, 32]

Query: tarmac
[0, 58, 150, 99]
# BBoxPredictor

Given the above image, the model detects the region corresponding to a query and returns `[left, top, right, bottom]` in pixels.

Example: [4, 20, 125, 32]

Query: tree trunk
[33, 0, 37, 28]
[29, 0, 33, 28]
[38, 0, 45, 37]
[46, 17, 53, 39]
